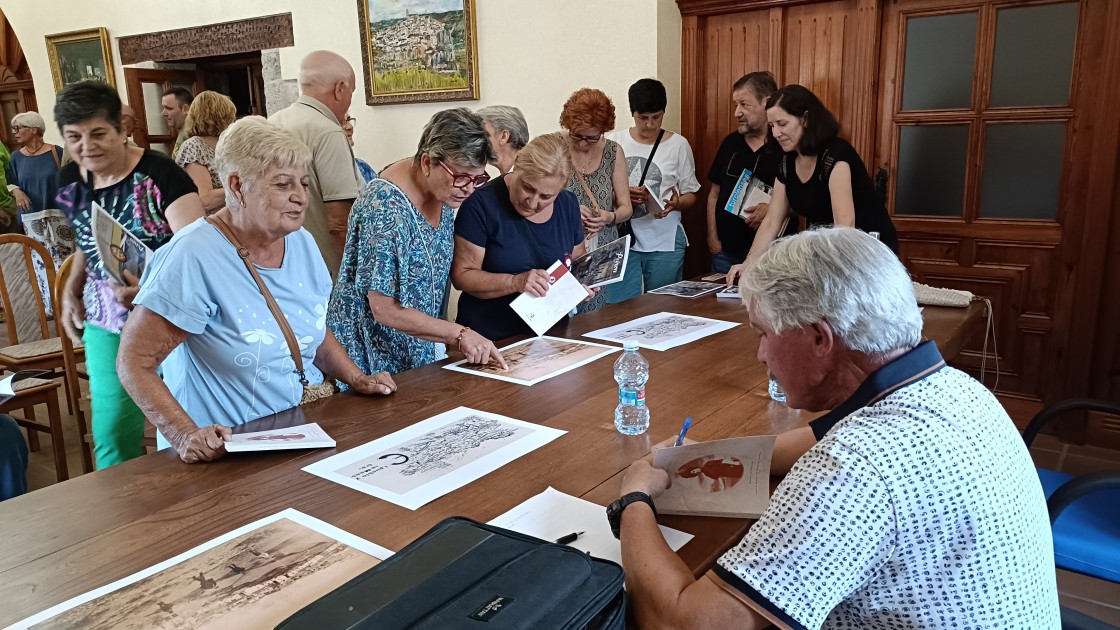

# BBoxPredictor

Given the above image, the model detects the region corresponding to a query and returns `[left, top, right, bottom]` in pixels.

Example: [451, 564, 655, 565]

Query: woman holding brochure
[54, 81, 204, 469]
[726, 85, 898, 284]
[119, 118, 397, 464]
[452, 133, 592, 342]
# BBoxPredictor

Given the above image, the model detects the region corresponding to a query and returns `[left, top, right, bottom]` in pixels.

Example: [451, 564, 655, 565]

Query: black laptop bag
[276, 516, 626, 629]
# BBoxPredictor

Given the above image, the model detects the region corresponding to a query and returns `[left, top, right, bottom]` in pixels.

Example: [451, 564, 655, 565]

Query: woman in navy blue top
[452, 133, 589, 342]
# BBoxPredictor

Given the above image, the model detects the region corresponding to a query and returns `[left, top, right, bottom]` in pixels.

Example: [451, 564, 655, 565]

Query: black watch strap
[607, 491, 656, 539]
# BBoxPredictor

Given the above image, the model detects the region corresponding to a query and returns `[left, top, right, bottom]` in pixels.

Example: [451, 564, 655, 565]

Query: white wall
[0, 0, 683, 167]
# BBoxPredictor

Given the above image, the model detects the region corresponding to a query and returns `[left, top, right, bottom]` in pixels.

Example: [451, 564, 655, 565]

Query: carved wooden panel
[117, 14, 294, 65]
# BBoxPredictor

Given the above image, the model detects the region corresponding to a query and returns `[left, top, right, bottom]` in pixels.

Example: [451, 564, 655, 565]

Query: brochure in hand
[510, 260, 591, 336]
[91, 200, 153, 285]
[224, 422, 336, 452]
[723, 169, 773, 219]
[570, 234, 630, 288]
[651, 435, 776, 518]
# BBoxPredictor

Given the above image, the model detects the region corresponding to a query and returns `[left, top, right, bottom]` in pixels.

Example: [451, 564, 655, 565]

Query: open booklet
[652, 435, 776, 518]
[570, 234, 630, 289]
[0, 370, 54, 405]
[723, 169, 773, 219]
[91, 200, 153, 284]
[224, 422, 336, 452]
[510, 260, 591, 336]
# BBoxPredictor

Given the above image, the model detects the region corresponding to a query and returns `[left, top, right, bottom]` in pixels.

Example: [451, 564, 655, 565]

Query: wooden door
[123, 68, 200, 152]
[875, 0, 1088, 418]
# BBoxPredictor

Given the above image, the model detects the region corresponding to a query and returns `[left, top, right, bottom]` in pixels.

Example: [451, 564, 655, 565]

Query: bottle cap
[623, 341, 639, 351]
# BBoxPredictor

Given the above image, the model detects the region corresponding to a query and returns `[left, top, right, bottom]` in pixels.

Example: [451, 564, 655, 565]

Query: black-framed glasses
[570, 132, 603, 145]
[437, 160, 490, 190]
[10, 126, 25, 133]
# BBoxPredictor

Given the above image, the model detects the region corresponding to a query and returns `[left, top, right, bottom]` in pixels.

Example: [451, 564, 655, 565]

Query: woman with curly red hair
[560, 87, 632, 312]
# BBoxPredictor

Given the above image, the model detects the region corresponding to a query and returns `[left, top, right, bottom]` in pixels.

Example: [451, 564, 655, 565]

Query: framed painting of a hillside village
[357, 0, 480, 105]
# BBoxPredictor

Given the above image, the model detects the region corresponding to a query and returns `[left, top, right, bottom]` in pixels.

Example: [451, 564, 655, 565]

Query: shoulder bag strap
[573, 169, 602, 216]
[205, 215, 308, 385]
[818, 147, 835, 184]
[50, 145, 61, 169]
[637, 129, 666, 186]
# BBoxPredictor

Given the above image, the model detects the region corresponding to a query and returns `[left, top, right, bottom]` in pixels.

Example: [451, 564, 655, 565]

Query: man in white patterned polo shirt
[611, 228, 1059, 629]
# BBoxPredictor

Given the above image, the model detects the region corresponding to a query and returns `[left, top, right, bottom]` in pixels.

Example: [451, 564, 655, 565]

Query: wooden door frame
[122, 67, 201, 148]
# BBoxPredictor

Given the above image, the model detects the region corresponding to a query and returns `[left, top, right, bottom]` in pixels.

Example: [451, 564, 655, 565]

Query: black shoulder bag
[618, 129, 665, 239]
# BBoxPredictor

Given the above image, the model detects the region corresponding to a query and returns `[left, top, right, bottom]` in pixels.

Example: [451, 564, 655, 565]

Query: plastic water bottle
[768, 372, 787, 403]
[614, 341, 650, 435]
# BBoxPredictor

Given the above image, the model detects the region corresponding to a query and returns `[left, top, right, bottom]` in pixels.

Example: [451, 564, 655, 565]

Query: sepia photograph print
[444, 336, 620, 385]
[13, 510, 391, 630]
[356, 0, 480, 105]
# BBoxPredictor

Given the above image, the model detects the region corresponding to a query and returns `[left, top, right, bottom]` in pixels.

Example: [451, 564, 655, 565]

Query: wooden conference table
[0, 293, 986, 625]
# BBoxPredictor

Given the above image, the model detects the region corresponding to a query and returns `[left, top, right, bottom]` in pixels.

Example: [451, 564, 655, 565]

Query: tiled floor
[10, 384, 1120, 622]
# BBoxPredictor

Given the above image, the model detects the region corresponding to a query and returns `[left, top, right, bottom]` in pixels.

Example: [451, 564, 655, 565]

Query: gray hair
[477, 105, 529, 149]
[11, 111, 46, 135]
[214, 117, 312, 207]
[413, 107, 495, 169]
[741, 227, 922, 355]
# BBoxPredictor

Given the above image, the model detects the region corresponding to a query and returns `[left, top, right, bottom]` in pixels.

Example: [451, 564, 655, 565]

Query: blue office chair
[1023, 399, 1120, 630]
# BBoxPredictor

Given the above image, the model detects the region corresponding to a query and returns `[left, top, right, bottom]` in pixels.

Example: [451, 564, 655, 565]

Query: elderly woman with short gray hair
[477, 105, 529, 175]
[119, 117, 397, 464]
[328, 108, 506, 381]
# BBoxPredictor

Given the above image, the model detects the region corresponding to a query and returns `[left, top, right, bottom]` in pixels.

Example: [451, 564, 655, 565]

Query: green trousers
[84, 323, 145, 469]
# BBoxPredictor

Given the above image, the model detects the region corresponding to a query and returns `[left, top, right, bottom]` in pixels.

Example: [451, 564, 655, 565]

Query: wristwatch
[606, 492, 656, 539]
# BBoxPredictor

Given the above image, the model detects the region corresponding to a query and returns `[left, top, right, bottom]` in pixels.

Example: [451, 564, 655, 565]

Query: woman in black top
[728, 85, 898, 283]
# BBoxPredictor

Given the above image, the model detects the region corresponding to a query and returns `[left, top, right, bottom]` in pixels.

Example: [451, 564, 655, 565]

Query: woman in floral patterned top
[327, 109, 506, 383]
[54, 81, 204, 469]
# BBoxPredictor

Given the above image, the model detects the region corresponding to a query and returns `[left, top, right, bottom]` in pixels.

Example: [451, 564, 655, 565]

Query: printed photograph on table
[444, 336, 620, 386]
[303, 407, 565, 510]
[715, 286, 741, 299]
[583, 311, 739, 351]
[45, 28, 116, 91]
[11, 509, 391, 630]
[356, 0, 480, 105]
[648, 280, 724, 299]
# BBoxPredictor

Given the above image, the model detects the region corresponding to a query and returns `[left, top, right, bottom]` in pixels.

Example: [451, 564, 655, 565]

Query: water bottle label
[619, 388, 646, 406]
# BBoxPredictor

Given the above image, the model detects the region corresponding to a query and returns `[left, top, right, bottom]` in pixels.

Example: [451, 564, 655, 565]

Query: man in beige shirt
[270, 50, 362, 276]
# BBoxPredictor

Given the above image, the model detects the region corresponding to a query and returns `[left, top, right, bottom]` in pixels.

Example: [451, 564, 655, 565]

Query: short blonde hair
[512, 133, 571, 181]
[214, 117, 312, 206]
[183, 91, 237, 138]
[11, 111, 46, 136]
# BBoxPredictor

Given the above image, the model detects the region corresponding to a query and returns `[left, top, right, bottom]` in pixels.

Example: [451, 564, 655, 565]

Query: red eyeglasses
[437, 160, 490, 191]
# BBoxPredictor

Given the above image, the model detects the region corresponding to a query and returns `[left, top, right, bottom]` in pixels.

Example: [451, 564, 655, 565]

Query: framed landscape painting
[356, 0, 480, 105]
[45, 28, 116, 92]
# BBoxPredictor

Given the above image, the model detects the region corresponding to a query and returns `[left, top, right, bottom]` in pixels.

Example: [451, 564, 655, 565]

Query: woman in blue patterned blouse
[327, 108, 507, 384]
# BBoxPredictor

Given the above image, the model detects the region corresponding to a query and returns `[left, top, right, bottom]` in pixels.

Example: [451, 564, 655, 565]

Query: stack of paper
[224, 422, 336, 452]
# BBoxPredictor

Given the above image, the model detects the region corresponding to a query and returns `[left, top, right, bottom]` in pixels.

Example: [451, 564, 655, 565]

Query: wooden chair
[0, 234, 68, 377]
[53, 254, 94, 473]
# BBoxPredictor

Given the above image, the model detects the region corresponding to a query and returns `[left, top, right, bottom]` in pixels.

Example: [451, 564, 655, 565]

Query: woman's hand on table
[176, 425, 231, 464]
[350, 371, 397, 396]
[459, 329, 508, 370]
[512, 269, 551, 297]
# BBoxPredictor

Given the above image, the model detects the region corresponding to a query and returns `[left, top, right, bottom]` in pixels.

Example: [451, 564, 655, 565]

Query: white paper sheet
[489, 487, 693, 566]
[583, 311, 740, 351]
[303, 407, 566, 510]
[10, 509, 392, 630]
[510, 260, 590, 336]
[443, 336, 619, 386]
[224, 422, 336, 452]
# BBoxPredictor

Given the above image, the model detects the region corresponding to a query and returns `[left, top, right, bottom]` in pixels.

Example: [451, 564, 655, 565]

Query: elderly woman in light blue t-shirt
[119, 117, 397, 464]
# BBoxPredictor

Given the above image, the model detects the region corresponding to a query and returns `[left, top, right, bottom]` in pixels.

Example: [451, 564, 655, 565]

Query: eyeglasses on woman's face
[10, 126, 26, 133]
[570, 131, 603, 145]
[437, 159, 490, 191]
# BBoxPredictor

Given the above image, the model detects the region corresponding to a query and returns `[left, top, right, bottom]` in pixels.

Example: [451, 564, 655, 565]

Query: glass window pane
[141, 82, 170, 135]
[901, 12, 978, 111]
[895, 125, 969, 217]
[980, 123, 1065, 219]
[990, 3, 1079, 107]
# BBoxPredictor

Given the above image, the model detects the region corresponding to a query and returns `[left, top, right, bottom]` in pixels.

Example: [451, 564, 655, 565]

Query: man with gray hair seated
[477, 105, 528, 175]
[612, 227, 1060, 629]
[270, 50, 362, 277]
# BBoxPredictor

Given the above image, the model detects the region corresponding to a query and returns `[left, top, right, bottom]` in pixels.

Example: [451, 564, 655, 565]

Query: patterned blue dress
[327, 178, 454, 386]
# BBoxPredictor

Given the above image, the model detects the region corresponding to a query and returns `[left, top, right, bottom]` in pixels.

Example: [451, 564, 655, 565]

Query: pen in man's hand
[674, 416, 693, 447]
[555, 531, 584, 545]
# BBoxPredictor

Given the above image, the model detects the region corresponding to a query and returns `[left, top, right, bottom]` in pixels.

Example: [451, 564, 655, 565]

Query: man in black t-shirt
[706, 72, 786, 273]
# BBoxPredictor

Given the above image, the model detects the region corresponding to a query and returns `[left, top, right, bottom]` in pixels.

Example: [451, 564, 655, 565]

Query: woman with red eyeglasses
[327, 108, 507, 386]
